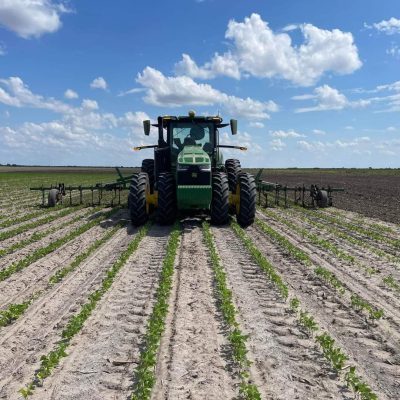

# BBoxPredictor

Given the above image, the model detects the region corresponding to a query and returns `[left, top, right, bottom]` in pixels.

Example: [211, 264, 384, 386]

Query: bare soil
[256, 169, 400, 225]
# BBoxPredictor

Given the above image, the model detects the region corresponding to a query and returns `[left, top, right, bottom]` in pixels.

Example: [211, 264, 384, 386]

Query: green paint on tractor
[129, 111, 257, 227]
[177, 145, 212, 209]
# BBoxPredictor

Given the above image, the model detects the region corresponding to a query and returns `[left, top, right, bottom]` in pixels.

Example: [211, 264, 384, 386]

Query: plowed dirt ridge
[0, 203, 399, 400]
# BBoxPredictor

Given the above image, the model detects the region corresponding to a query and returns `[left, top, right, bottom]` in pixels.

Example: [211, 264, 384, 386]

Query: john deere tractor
[129, 111, 256, 227]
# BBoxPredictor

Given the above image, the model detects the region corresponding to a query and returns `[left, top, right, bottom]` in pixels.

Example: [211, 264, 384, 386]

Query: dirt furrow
[0, 209, 92, 270]
[323, 207, 400, 237]
[31, 225, 171, 400]
[0, 210, 119, 310]
[0, 207, 89, 252]
[266, 208, 400, 280]
[245, 223, 400, 399]
[212, 225, 351, 400]
[0, 207, 67, 235]
[153, 221, 238, 400]
[257, 210, 400, 332]
[0, 225, 135, 399]
[290, 208, 400, 255]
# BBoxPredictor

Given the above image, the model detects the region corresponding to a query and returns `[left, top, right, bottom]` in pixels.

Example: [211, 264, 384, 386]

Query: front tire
[236, 173, 256, 227]
[210, 172, 229, 225]
[157, 173, 176, 225]
[129, 173, 149, 226]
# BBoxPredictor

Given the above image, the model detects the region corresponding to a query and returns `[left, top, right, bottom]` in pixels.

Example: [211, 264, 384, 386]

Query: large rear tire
[225, 159, 241, 193]
[236, 173, 256, 227]
[141, 159, 155, 192]
[210, 172, 229, 225]
[129, 173, 149, 226]
[157, 173, 176, 225]
[48, 189, 59, 207]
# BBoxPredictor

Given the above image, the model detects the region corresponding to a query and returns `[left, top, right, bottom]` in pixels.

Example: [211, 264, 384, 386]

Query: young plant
[350, 294, 384, 320]
[202, 222, 261, 400]
[0, 208, 115, 282]
[131, 223, 181, 400]
[231, 221, 289, 299]
[20, 223, 149, 396]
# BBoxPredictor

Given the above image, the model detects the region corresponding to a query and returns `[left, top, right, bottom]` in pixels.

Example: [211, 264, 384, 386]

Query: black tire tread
[225, 158, 242, 193]
[141, 159, 155, 191]
[157, 173, 176, 225]
[236, 172, 256, 227]
[128, 172, 148, 226]
[210, 172, 229, 225]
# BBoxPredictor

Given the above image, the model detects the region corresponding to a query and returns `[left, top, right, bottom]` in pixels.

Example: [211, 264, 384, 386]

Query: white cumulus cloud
[0, 0, 70, 39]
[64, 89, 78, 99]
[0, 76, 71, 113]
[175, 13, 362, 86]
[293, 85, 369, 113]
[270, 129, 305, 138]
[90, 77, 108, 90]
[136, 67, 277, 119]
[366, 17, 400, 35]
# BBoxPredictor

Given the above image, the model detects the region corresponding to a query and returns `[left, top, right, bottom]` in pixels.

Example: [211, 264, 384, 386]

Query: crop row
[130, 223, 180, 400]
[203, 222, 261, 399]
[323, 208, 396, 236]
[0, 207, 116, 282]
[0, 223, 122, 328]
[273, 207, 400, 287]
[0, 205, 87, 242]
[0, 208, 95, 257]
[19, 223, 149, 398]
[259, 208, 378, 275]
[231, 221, 377, 400]
[313, 208, 400, 248]
[254, 217, 383, 320]
[288, 206, 400, 259]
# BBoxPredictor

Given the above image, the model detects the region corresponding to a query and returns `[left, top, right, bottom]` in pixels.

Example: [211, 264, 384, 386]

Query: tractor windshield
[171, 122, 213, 155]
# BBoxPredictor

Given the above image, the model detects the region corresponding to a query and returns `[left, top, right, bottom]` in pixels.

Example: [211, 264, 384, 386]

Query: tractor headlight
[199, 164, 211, 171]
[178, 164, 190, 171]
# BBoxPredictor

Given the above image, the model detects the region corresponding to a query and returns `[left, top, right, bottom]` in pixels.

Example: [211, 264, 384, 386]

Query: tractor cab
[130, 112, 256, 227]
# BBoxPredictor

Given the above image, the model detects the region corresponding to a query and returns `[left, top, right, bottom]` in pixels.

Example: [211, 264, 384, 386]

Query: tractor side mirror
[143, 120, 151, 136]
[230, 119, 237, 135]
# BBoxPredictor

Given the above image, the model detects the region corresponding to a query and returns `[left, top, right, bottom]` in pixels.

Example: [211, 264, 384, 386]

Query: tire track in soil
[0, 207, 68, 235]
[30, 225, 172, 400]
[272, 206, 400, 259]
[0, 223, 136, 399]
[245, 222, 400, 400]
[287, 208, 400, 256]
[0, 208, 91, 269]
[212, 225, 351, 400]
[257, 210, 400, 337]
[0, 209, 118, 310]
[152, 221, 238, 400]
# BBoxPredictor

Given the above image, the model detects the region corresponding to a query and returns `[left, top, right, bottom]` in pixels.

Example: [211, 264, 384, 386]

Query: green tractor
[129, 111, 256, 227]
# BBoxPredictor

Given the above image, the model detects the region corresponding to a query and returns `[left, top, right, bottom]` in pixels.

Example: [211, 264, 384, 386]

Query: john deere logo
[192, 172, 198, 178]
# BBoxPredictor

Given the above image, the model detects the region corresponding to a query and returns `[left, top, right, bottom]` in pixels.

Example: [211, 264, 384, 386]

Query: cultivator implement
[30, 167, 135, 207]
[255, 169, 344, 208]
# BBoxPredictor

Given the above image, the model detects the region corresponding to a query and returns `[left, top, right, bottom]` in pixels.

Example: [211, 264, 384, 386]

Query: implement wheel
[129, 172, 149, 226]
[211, 172, 229, 225]
[141, 159, 155, 192]
[236, 173, 256, 227]
[157, 173, 176, 225]
[48, 189, 59, 207]
[316, 190, 328, 208]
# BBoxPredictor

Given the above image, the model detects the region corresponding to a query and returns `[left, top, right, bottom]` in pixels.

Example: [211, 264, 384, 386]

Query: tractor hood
[177, 145, 210, 167]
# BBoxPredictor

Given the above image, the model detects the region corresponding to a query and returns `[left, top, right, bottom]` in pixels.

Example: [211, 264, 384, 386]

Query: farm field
[0, 167, 399, 400]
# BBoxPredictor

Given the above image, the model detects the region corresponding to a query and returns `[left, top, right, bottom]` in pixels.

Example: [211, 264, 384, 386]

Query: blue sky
[0, 0, 399, 167]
